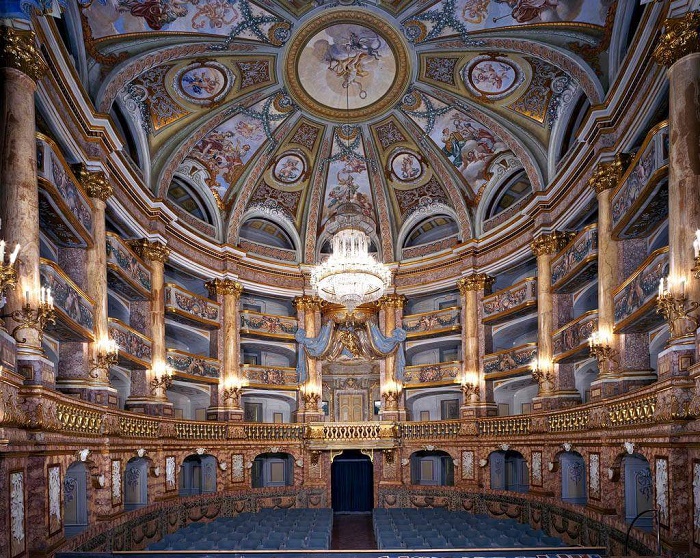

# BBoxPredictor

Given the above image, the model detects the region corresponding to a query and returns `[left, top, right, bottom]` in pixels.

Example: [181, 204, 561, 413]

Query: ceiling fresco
[78, 0, 617, 261]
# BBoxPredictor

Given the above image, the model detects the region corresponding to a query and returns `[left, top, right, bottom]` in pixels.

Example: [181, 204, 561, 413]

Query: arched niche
[64, 462, 89, 537]
[124, 457, 150, 510]
[252, 452, 295, 488]
[410, 450, 454, 486]
[623, 453, 654, 530]
[179, 454, 218, 496]
[489, 450, 528, 493]
[558, 451, 587, 505]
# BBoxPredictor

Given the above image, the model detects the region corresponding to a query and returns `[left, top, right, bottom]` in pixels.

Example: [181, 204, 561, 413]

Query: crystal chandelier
[310, 201, 391, 313]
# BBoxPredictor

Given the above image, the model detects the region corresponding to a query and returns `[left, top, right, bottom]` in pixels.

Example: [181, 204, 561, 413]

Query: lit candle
[694, 230, 700, 257]
[680, 279, 685, 297]
[0, 240, 5, 262]
[658, 278, 663, 298]
[9, 243, 19, 265]
[25, 290, 29, 306]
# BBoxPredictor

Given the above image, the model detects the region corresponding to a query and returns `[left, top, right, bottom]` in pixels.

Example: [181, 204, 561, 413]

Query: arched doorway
[331, 450, 373, 512]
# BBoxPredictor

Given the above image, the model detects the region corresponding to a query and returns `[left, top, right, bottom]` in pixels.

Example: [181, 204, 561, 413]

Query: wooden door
[338, 393, 364, 421]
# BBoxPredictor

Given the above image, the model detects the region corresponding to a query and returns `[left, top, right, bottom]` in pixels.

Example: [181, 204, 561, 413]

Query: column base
[294, 410, 323, 423]
[124, 397, 173, 416]
[460, 402, 497, 418]
[207, 406, 244, 421]
[532, 390, 581, 411]
[658, 344, 696, 379]
[589, 371, 658, 401]
[55, 380, 120, 408]
[16, 354, 55, 387]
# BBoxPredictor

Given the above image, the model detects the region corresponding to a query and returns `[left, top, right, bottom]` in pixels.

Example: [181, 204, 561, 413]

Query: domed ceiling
[80, 0, 614, 264]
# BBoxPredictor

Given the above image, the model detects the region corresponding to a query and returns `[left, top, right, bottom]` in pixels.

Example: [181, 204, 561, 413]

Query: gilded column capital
[205, 278, 243, 298]
[0, 27, 47, 83]
[378, 293, 406, 309]
[458, 273, 495, 294]
[587, 154, 631, 194]
[530, 231, 575, 257]
[72, 164, 113, 202]
[129, 239, 170, 263]
[293, 295, 323, 312]
[653, 11, 700, 68]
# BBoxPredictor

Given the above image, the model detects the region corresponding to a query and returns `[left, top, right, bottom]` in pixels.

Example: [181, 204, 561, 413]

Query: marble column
[0, 27, 53, 384]
[378, 294, 406, 422]
[205, 278, 244, 421]
[653, 12, 700, 380]
[126, 239, 172, 416]
[293, 295, 323, 422]
[530, 232, 580, 410]
[457, 273, 496, 418]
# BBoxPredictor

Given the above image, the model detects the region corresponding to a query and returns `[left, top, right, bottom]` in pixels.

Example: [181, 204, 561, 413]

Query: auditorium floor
[331, 512, 377, 550]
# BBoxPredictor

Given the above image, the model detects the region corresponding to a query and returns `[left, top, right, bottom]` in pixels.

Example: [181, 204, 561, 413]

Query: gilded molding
[129, 239, 170, 263]
[457, 273, 495, 294]
[378, 294, 406, 309]
[205, 278, 243, 297]
[73, 164, 113, 202]
[0, 27, 47, 83]
[530, 231, 575, 257]
[653, 11, 700, 68]
[587, 154, 632, 194]
[293, 295, 323, 312]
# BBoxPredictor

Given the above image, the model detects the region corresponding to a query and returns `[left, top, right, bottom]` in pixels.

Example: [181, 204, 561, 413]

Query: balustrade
[240, 310, 298, 339]
[403, 361, 461, 385]
[608, 395, 656, 427]
[551, 224, 598, 293]
[547, 409, 589, 432]
[483, 343, 537, 380]
[40, 259, 95, 339]
[402, 306, 460, 338]
[175, 421, 227, 440]
[165, 283, 220, 329]
[482, 277, 537, 324]
[477, 416, 531, 436]
[244, 423, 305, 441]
[106, 232, 151, 300]
[400, 420, 461, 439]
[552, 310, 598, 362]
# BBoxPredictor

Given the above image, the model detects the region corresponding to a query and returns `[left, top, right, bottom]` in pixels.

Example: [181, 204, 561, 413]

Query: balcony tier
[106, 233, 151, 300]
[167, 348, 220, 382]
[108, 318, 152, 368]
[482, 278, 537, 324]
[403, 306, 461, 339]
[165, 283, 220, 329]
[240, 310, 298, 340]
[243, 364, 298, 388]
[552, 310, 598, 363]
[40, 259, 95, 341]
[403, 360, 461, 387]
[483, 343, 538, 380]
[551, 224, 598, 293]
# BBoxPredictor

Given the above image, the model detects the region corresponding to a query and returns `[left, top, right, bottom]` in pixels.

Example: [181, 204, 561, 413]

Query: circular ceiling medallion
[390, 151, 424, 183]
[273, 153, 306, 184]
[284, 9, 411, 122]
[463, 55, 523, 101]
[174, 61, 233, 105]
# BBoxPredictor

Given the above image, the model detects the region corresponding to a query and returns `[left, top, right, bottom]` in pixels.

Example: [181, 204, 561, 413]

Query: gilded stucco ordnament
[283, 9, 411, 123]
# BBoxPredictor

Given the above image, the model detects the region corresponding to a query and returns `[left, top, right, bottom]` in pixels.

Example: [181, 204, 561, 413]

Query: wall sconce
[588, 329, 619, 376]
[222, 377, 247, 409]
[381, 380, 401, 411]
[149, 362, 173, 397]
[693, 230, 700, 279]
[89, 337, 119, 380]
[657, 276, 699, 339]
[530, 357, 554, 393]
[300, 383, 321, 409]
[2, 286, 55, 344]
[460, 371, 480, 403]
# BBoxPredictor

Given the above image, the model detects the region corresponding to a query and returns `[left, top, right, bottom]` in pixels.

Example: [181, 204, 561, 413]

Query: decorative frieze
[483, 343, 537, 378]
[48, 465, 62, 535]
[165, 283, 220, 327]
[106, 233, 151, 298]
[167, 349, 220, 379]
[293, 295, 323, 312]
[552, 310, 598, 361]
[243, 364, 298, 386]
[240, 311, 297, 338]
[403, 361, 460, 384]
[10, 470, 25, 557]
[550, 225, 598, 292]
[111, 460, 121, 505]
[40, 260, 95, 336]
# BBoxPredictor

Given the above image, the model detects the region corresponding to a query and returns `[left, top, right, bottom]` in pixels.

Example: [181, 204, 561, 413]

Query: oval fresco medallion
[463, 55, 523, 100]
[285, 9, 411, 122]
[390, 151, 424, 183]
[174, 61, 233, 105]
[273, 154, 306, 184]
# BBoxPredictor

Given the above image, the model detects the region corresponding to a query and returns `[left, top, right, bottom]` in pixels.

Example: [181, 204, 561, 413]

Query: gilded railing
[403, 361, 461, 385]
[483, 343, 537, 379]
[175, 421, 227, 440]
[40, 259, 95, 338]
[240, 310, 298, 339]
[612, 121, 669, 238]
[613, 247, 669, 333]
[608, 395, 656, 427]
[552, 310, 598, 363]
[478, 416, 531, 436]
[36, 134, 93, 245]
[308, 422, 396, 441]
[165, 283, 220, 329]
[119, 415, 160, 438]
[244, 424, 305, 441]
[108, 318, 152, 368]
[56, 402, 103, 435]
[401, 420, 461, 439]
[243, 364, 298, 387]
[106, 232, 151, 299]
[551, 224, 598, 293]
[482, 277, 537, 324]
[167, 349, 220, 381]
[548, 409, 589, 432]
[403, 306, 460, 338]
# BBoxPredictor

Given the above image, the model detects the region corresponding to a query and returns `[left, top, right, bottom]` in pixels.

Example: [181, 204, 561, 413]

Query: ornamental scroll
[295, 321, 406, 382]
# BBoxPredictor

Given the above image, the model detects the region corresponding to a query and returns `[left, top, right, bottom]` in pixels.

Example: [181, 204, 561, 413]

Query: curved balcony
[106, 232, 151, 300]
[614, 247, 669, 333]
[40, 259, 95, 341]
[403, 306, 461, 339]
[551, 224, 598, 293]
[483, 343, 538, 380]
[107, 318, 152, 368]
[165, 283, 220, 330]
[240, 310, 298, 340]
[166, 348, 220, 382]
[36, 134, 94, 248]
[612, 121, 669, 240]
[403, 361, 461, 386]
[552, 310, 598, 363]
[482, 277, 537, 325]
[243, 364, 298, 388]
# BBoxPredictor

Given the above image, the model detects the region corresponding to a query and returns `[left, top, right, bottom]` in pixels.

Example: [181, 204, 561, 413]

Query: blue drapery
[295, 322, 333, 383]
[368, 324, 407, 380]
